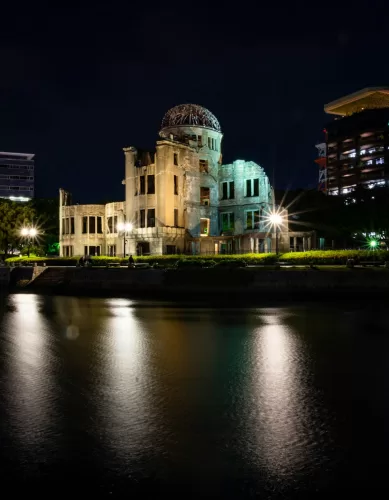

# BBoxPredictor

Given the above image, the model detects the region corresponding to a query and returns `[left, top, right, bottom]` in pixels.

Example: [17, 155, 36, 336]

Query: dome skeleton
[161, 104, 221, 133]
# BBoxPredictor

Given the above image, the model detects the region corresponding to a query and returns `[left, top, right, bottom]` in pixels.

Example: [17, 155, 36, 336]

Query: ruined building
[60, 104, 313, 256]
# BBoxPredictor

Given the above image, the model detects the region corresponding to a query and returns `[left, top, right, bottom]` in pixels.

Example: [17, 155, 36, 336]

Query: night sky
[1, 2, 389, 203]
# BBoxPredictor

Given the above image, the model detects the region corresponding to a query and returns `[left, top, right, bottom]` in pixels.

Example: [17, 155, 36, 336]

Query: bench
[106, 262, 121, 268]
[132, 263, 150, 269]
[359, 261, 383, 267]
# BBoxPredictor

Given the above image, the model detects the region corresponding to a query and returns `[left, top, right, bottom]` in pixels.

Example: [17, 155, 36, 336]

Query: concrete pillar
[293, 236, 297, 252]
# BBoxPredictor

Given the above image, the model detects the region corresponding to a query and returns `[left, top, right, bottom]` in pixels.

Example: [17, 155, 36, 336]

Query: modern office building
[60, 104, 314, 256]
[316, 87, 389, 196]
[0, 151, 35, 201]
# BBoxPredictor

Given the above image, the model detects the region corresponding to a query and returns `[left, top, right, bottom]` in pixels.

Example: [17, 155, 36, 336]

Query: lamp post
[268, 212, 283, 255]
[20, 227, 37, 257]
[117, 221, 133, 258]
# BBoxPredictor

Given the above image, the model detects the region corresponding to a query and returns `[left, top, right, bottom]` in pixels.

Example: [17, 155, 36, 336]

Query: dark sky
[1, 2, 389, 202]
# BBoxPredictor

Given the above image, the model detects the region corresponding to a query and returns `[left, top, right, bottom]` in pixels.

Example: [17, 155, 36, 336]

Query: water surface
[0, 294, 385, 495]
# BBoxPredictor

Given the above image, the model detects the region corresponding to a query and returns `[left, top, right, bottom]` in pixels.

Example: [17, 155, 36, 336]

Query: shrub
[280, 250, 389, 265]
[11, 250, 386, 268]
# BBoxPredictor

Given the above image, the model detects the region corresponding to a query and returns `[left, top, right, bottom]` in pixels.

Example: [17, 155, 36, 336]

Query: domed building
[59, 104, 315, 257]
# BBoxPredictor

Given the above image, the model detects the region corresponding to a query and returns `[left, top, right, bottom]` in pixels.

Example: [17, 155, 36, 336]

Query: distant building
[316, 87, 389, 196]
[60, 104, 314, 256]
[0, 151, 35, 201]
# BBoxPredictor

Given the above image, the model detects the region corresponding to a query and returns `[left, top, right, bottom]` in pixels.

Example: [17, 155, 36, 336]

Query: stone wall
[20, 267, 389, 298]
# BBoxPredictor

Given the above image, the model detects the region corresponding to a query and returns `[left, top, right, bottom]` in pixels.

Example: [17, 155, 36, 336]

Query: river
[0, 293, 386, 496]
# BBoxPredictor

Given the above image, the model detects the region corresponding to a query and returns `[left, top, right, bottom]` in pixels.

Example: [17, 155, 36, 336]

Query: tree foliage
[276, 187, 389, 248]
[31, 197, 59, 255]
[0, 200, 37, 255]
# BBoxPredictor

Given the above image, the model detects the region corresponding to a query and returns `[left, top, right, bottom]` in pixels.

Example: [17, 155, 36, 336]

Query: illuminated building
[0, 151, 35, 201]
[60, 104, 314, 256]
[317, 87, 389, 195]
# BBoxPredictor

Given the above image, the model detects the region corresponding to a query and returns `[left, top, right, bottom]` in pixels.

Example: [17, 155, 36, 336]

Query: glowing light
[269, 213, 283, 226]
[118, 222, 133, 232]
[20, 227, 37, 237]
[369, 240, 378, 248]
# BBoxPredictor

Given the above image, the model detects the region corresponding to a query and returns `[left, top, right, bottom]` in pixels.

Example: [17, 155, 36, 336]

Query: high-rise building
[0, 151, 35, 201]
[60, 104, 314, 256]
[317, 87, 389, 196]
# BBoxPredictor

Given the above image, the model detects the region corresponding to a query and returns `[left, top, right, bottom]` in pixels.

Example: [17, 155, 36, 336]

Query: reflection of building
[317, 87, 389, 196]
[60, 104, 314, 256]
[0, 151, 35, 201]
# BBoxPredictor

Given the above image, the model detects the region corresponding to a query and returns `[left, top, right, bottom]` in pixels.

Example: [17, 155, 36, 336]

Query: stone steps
[31, 267, 69, 286]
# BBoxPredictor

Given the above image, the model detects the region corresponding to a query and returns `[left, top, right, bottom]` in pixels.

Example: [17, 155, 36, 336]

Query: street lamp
[269, 212, 283, 255]
[20, 227, 38, 257]
[369, 239, 378, 249]
[117, 221, 133, 257]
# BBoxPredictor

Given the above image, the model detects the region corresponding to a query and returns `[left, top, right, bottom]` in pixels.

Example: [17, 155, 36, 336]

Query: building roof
[324, 87, 389, 116]
[0, 151, 35, 160]
[161, 104, 221, 132]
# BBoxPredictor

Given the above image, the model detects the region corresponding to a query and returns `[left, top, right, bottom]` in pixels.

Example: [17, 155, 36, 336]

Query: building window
[82, 216, 88, 234]
[89, 216, 96, 233]
[140, 209, 145, 228]
[221, 212, 235, 231]
[107, 215, 118, 233]
[208, 137, 211, 148]
[84, 245, 88, 255]
[200, 218, 210, 236]
[198, 135, 202, 146]
[140, 175, 145, 195]
[174, 208, 178, 227]
[147, 208, 155, 227]
[107, 216, 113, 233]
[376, 157, 384, 165]
[199, 159, 209, 173]
[65, 218, 69, 234]
[246, 179, 259, 197]
[166, 245, 176, 254]
[253, 178, 259, 196]
[174, 153, 178, 166]
[62, 218, 65, 234]
[88, 246, 101, 256]
[174, 175, 178, 195]
[221, 181, 234, 200]
[246, 210, 260, 230]
[70, 217, 75, 234]
[97, 216, 103, 233]
[200, 187, 210, 205]
[108, 245, 116, 257]
[147, 174, 155, 194]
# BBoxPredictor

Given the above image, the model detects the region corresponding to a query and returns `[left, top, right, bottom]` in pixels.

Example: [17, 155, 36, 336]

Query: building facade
[316, 87, 389, 196]
[60, 104, 313, 256]
[0, 151, 35, 201]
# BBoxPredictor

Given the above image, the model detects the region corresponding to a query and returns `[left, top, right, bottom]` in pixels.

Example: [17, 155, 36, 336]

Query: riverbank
[8, 266, 389, 301]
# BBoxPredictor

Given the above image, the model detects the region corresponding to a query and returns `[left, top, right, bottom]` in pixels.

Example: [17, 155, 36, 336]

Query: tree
[0, 200, 37, 256]
[31, 197, 59, 255]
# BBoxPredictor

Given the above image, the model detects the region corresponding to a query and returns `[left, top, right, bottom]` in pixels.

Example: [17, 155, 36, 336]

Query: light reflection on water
[246, 309, 318, 479]
[0, 294, 360, 494]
